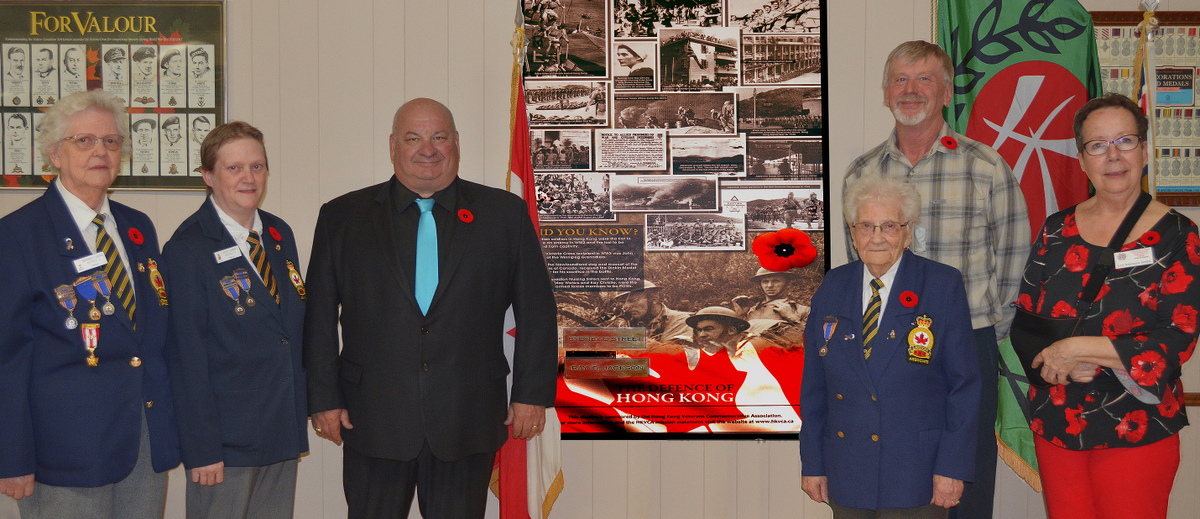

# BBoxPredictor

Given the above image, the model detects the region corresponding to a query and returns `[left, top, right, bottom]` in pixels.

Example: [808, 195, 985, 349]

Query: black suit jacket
[163, 198, 309, 469]
[303, 177, 557, 462]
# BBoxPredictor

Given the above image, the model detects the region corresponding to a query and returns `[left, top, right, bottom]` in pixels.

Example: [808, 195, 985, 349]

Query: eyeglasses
[1082, 134, 1141, 156]
[852, 221, 908, 237]
[62, 134, 124, 151]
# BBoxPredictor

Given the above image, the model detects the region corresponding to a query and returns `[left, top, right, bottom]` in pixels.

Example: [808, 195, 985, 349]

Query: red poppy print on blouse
[1157, 384, 1182, 418]
[1129, 350, 1166, 386]
[1171, 304, 1197, 334]
[1160, 262, 1193, 294]
[1049, 385, 1067, 406]
[1182, 339, 1197, 364]
[1030, 418, 1044, 435]
[1050, 300, 1076, 318]
[127, 227, 144, 245]
[1102, 309, 1144, 339]
[1017, 293, 1033, 311]
[1115, 410, 1148, 443]
[1065, 405, 1088, 435]
[1187, 233, 1200, 265]
[1062, 212, 1079, 237]
[1093, 284, 1110, 302]
[1138, 283, 1159, 311]
[1063, 244, 1089, 272]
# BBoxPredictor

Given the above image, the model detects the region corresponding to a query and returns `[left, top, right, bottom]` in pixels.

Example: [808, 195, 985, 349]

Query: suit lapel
[833, 264, 876, 394]
[108, 202, 148, 333]
[199, 200, 285, 322]
[372, 181, 418, 307]
[867, 251, 922, 381]
[431, 179, 475, 310]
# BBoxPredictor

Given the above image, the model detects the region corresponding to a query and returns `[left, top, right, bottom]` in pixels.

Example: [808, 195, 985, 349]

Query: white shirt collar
[861, 254, 904, 316]
[210, 195, 262, 239]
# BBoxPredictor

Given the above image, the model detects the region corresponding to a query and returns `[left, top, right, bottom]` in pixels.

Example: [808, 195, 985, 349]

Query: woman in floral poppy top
[1016, 93, 1197, 519]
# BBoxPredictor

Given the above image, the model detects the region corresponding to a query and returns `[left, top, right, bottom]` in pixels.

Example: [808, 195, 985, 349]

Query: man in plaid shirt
[842, 40, 1031, 519]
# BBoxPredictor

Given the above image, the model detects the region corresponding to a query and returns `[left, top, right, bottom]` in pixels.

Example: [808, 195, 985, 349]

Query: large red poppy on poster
[967, 61, 1092, 235]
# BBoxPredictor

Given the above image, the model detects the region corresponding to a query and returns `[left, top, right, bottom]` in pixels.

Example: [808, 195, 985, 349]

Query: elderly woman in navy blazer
[163, 122, 307, 519]
[800, 174, 980, 518]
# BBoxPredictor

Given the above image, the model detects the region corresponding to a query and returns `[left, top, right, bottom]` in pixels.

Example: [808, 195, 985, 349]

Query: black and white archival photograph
[645, 212, 745, 251]
[596, 129, 667, 171]
[610, 174, 718, 212]
[58, 44, 85, 99]
[130, 45, 158, 108]
[527, 80, 609, 127]
[613, 0, 723, 38]
[669, 135, 746, 175]
[158, 45, 186, 107]
[3, 112, 31, 175]
[532, 129, 593, 171]
[130, 114, 159, 177]
[614, 92, 735, 135]
[741, 33, 820, 85]
[536, 172, 615, 221]
[524, 0, 607, 77]
[732, 86, 821, 136]
[746, 138, 822, 180]
[101, 45, 130, 106]
[30, 44, 57, 107]
[728, 0, 820, 34]
[720, 180, 822, 230]
[658, 27, 740, 92]
[613, 40, 657, 91]
[188, 44, 215, 108]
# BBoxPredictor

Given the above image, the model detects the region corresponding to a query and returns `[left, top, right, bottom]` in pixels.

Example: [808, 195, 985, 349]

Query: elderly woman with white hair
[0, 89, 180, 518]
[801, 173, 980, 518]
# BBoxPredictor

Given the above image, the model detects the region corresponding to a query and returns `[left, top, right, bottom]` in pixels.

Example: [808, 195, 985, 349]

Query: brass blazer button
[871, 434, 879, 442]
[130, 357, 142, 367]
[837, 431, 844, 438]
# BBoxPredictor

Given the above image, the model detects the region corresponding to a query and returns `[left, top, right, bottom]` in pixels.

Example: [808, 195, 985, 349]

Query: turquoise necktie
[414, 199, 438, 315]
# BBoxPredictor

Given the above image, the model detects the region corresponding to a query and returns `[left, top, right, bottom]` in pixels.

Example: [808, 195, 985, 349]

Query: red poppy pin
[127, 227, 144, 245]
[269, 226, 282, 241]
[900, 291, 918, 307]
[458, 209, 474, 223]
[751, 228, 817, 272]
[1141, 231, 1160, 246]
[940, 136, 958, 149]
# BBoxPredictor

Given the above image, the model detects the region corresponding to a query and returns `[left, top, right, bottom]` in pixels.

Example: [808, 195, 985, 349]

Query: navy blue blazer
[304, 177, 558, 462]
[0, 181, 180, 487]
[800, 250, 980, 510]
[163, 198, 308, 469]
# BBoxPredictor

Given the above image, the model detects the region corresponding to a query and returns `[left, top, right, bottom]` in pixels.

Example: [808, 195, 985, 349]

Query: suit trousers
[185, 459, 298, 519]
[829, 499, 949, 519]
[17, 409, 167, 519]
[949, 326, 998, 519]
[343, 441, 496, 519]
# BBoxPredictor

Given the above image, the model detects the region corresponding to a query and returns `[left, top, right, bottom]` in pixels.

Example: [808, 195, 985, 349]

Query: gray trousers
[185, 459, 298, 519]
[17, 411, 167, 519]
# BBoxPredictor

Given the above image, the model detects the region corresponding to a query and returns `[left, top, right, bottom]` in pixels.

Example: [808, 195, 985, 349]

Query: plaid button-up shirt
[843, 123, 1030, 340]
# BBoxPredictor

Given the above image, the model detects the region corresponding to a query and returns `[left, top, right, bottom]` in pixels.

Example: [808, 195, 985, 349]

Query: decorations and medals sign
[0, 2, 225, 190]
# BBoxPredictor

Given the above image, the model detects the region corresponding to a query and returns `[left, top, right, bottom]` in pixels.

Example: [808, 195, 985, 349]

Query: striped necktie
[247, 231, 279, 304]
[863, 278, 883, 360]
[92, 214, 135, 323]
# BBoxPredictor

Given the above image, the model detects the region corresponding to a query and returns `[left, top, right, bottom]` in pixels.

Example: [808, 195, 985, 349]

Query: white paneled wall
[1, 0, 1197, 517]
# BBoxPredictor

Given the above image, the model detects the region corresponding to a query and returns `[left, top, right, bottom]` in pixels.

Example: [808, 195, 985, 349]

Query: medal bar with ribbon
[147, 259, 169, 306]
[819, 316, 836, 357]
[81, 323, 99, 366]
[286, 260, 306, 301]
[232, 268, 256, 307]
[73, 275, 101, 321]
[55, 284, 79, 329]
[91, 270, 116, 316]
[220, 276, 245, 315]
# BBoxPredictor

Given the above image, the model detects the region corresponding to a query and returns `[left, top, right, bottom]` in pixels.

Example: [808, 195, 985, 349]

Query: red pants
[1034, 434, 1180, 519]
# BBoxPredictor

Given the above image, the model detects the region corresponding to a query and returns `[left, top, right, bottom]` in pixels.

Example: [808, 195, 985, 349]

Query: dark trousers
[949, 326, 998, 519]
[830, 499, 949, 519]
[343, 442, 496, 519]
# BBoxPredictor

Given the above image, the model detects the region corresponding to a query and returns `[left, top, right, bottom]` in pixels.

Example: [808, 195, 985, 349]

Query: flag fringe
[996, 431, 1042, 493]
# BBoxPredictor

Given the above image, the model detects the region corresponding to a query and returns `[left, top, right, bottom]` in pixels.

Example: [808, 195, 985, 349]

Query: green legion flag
[937, 0, 1105, 491]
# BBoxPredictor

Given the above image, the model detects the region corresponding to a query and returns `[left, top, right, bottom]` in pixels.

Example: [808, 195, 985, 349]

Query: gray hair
[36, 90, 130, 174]
[882, 40, 953, 90]
[842, 174, 921, 225]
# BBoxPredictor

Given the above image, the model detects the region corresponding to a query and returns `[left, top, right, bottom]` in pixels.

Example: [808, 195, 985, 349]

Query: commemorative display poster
[525, 0, 827, 438]
[1094, 12, 1200, 205]
[1, 2, 224, 189]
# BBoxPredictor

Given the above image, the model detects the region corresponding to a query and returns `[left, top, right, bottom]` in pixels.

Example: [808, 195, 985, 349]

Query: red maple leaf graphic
[915, 334, 928, 345]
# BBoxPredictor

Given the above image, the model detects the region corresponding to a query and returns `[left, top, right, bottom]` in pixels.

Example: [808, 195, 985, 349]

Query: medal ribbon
[93, 215, 135, 323]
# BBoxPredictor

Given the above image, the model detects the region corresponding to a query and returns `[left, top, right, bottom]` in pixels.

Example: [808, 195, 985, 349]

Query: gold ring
[315, 428, 323, 433]
[533, 425, 539, 429]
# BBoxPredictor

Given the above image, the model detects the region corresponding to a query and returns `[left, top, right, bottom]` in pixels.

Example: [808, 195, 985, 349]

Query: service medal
[907, 315, 934, 365]
[55, 284, 79, 329]
[81, 323, 99, 366]
[221, 276, 245, 315]
[819, 316, 836, 357]
[286, 260, 307, 301]
[73, 275, 101, 321]
[232, 269, 255, 306]
[92, 271, 116, 316]
[147, 259, 168, 306]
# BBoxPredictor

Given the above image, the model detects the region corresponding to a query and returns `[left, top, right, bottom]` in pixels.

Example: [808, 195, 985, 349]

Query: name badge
[213, 246, 242, 264]
[1114, 247, 1155, 269]
[74, 252, 107, 273]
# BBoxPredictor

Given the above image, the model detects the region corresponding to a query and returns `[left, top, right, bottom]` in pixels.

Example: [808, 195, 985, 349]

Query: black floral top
[1016, 206, 1197, 450]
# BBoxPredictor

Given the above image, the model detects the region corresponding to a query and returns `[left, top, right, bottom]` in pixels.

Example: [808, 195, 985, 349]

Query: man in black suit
[303, 98, 558, 518]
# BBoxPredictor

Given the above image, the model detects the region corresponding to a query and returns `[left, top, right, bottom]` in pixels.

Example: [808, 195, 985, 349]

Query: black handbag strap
[1074, 191, 1153, 320]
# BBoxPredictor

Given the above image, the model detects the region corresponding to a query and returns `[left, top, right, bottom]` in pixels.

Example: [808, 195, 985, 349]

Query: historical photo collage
[527, 0, 825, 436]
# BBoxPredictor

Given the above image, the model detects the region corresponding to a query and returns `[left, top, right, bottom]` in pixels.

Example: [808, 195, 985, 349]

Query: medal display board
[530, 0, 829, 439]
[0, 2, 224, 190]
